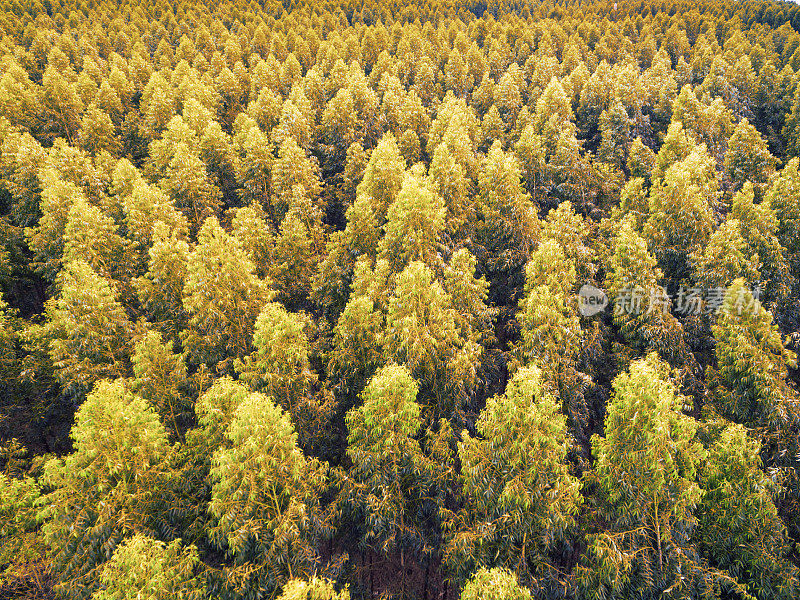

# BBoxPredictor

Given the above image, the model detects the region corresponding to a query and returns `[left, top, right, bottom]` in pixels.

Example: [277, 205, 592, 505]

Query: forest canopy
[1, 0, 800, 598]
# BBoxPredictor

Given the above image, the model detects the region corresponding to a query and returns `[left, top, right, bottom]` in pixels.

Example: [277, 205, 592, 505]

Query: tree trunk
[423, 558, 430, 600]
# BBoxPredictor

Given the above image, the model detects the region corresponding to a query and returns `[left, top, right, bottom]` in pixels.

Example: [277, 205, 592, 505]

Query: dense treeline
[1, 0, 800, 598]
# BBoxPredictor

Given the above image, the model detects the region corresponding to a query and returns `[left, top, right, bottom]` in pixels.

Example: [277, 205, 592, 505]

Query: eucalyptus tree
[444, 365, 581, 593]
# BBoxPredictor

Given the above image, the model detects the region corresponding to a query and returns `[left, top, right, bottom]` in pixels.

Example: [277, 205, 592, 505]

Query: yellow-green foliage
[1, 1, 800, 599]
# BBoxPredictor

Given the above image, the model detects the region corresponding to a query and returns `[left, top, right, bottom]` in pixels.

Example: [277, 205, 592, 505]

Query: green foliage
[644, 144, 718, 280]
[269, 191, 325, 307]
[460, 568, 532, 600]
[711, 278, 798, 427]
[91, 534, 205, 600]
[121, 176, 188, 273]
[44, 260, 132, 397]
[691, 218, 761, 291]
[271, 137, 323, 225]
[63, 195, 125, 281]
[327, 292, 386, 404]
[696, 424, 799, 600]
[357, 132, 406, 225]
[131, 330, 189, 441]
[520, 234, 591, 449]
[725, 117, 778, 197]
[476, 140, 539, 284]
[377, 166, 446, 273]
[579, 354, 727, 599]
[277, 577, 350, 600]
[236, 302, 314, 406]
[181, 216, 272, 372]
[385, 261, 481, 420]
[0, 473, 44, 587]
[765, 157, 800, 279]
[135, 221, 190, 339]
[24, 167, 85, 281]
[79, 105, 120, 157]
[729, 182, 791, 303]
[344, 364, 444, 596]
[208, 392, 322, 599]
[39, 380, 172, 600]
[231, 204, 274, 279]
[445, 365, 581, 591]
[161, 142, 222, 236]
[607, 217, 692, 369]
[5, 4, 800, 600]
